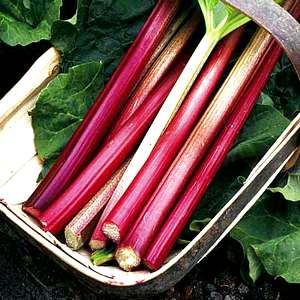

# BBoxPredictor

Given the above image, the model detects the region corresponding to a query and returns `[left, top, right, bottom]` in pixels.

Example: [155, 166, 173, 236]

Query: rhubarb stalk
[108, 11, 201, 137]
[64, 161, 128, 250]
[107, 0, 259, 209]
[22, 0, 183, 217]
[144, 0, 300, 271]
[79, 12, 201, 249]
[113, 25, 283, 271]
[144, 45, 282, 270]
[146, 3, 194, 71]
[102, 28, 244, 244]
[38, 60, 187, 235]
[89, 159, 131, 250]
[70, 9, 199, 249]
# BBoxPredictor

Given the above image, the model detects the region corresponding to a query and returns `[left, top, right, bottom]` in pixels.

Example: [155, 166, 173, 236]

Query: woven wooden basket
[0, 5, 299, 297]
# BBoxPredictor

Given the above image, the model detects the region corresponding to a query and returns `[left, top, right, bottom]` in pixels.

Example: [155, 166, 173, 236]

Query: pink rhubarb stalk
[143, 0, 300, 271]
[38, 60, 187, 235]
[22, 0, 183, 217]
[144, 43, 283, 271]
[113, 26, 281, 271]
[102, 28, 244, 245]
[64, 161, 128, 250]
[89, 14, 201, 249]
[108, 12, 201, 137]
[89, 159, 132, 250]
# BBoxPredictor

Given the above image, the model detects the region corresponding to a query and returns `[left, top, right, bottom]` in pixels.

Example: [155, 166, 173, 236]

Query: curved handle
[222, 0, 300, 78]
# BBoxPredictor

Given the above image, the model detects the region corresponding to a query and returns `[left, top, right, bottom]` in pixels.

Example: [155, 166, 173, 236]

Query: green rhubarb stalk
[90, 247, 115, 266]
[110, 0, 256, 202]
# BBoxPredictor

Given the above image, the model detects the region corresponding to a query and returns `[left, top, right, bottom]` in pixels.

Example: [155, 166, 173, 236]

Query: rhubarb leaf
[253, 231, 300, 283]
[50, 0, 90, 53]
[264, 54, 300, 119]
[51, 20, 78, 53]
[31, 61, 103, 178]
[242, 247, 265, 284]
[227, 104, 290, 163]
[231, 196, 300, 284]
[56, 0, 155, 81]
[270, 160, 300, 202]
[258, 93, 274, 106]
[0, 0, 62, 46]
[36, 157, 57, 182]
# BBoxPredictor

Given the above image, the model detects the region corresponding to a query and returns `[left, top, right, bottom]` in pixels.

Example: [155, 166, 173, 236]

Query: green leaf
[264, 54, 300, 119]
[0, 0, 62, 46]
[75, 0, 93, 28]
[36, 156, 57, 182]
[227, 104, 290, 163]
[51, 20, 78, 53]
[258, 93, 274, 106]
[253, 231, 300, 283]
[50, 0, 91, 52]
[31, 61, 103, 179]
[57, 0, 155, 81]
[270, 160, 300, 202]
[231, 195, 300, 283]
[246, 247, 265, 283]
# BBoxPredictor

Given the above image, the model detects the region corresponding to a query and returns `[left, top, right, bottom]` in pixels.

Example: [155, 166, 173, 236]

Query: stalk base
[116, 246, 141, 272]
[102, 223, 120, 243]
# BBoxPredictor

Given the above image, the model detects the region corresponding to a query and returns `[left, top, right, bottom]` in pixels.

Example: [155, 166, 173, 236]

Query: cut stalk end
[115, 246, 141, 272]
[102, 222, 121, 243]
[65, 228, 84, 250]
[89, 239, 107, 250]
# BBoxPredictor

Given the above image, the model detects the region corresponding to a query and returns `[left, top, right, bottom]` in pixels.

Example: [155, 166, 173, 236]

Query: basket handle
[222, 0, 300, 78]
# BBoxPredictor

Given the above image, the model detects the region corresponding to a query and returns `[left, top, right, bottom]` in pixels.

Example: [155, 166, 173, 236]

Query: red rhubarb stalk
[144, 46, 282, 271]
[89, 193, 121, 249]
[89, 14, 201, 248]
[70, 9, 198, 250]
[143, 4, 193, 75]
[108, 0, 254, 217]
[102, 29, 244, 245]
[89, 158, 132, 250]
[38, 61, 187, 235]
[108, 12, 201, 137]
[22, 0, 183, 217]
[144, 1, 300, 271]
[113, 27, 280, 271]
[64, 161, 128, 250]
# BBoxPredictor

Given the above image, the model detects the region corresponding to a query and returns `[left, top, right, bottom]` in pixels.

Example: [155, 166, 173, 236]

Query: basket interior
[2, 47, 298, 288]
[0, 62, 183, 287]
